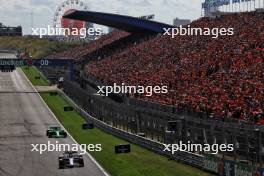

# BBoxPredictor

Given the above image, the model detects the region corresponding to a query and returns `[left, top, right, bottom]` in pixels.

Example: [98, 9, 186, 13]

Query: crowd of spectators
[86, 11, 264, 124]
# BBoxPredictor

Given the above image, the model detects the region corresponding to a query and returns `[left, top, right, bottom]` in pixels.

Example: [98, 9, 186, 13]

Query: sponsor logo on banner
[257, 168, 264, 176]
[224, 160, 235, 176]
[235, 163, 252, 176]
[204, 154, 220, 173]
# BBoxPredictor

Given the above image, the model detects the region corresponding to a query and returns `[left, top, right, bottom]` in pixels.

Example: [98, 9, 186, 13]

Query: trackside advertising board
[223, 160, 235, 176]
[257, 168, 264, 176]
[203, 154, 220, 173]
[0, 59, 73, 67]
[235, 163, 252, 176]
[203, 155, 261, 176]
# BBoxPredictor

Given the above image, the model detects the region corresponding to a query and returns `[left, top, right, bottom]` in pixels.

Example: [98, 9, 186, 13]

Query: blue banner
[202, 0, 231, 9]
[224, 160, 235, 176]
[232, 0, 240, 3]
[32, 59, 73, 66]
[257, 168, 264, 176]
[220, 0, 231, 5]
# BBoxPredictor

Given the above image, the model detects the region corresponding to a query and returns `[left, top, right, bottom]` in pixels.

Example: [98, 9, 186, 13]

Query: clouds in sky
[0, 0, 202, 34]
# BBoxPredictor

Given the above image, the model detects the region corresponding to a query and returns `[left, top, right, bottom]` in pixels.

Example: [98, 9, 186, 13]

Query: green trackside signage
[0, 59, 26, 66]
[203, 154, 254, 176]
[235, 163, 252, 176]
[203, 154, 220, 173]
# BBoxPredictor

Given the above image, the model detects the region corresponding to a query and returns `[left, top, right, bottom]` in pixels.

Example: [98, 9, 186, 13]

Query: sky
[0, 0, 203, 35]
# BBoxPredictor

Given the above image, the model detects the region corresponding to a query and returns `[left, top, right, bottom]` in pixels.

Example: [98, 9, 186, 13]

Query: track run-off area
[0, 53, 106, 176]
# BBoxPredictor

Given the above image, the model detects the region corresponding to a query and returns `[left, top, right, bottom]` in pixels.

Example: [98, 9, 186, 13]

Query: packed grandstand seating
[52, 11, 264, 124]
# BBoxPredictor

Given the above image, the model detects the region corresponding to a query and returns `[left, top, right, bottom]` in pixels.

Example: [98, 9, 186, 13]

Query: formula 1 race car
[59, 151, 84, 169]
[46, 126, 67, 138]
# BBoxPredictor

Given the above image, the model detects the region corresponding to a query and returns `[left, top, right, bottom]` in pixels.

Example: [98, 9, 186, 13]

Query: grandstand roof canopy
[63, 10, 173, 33]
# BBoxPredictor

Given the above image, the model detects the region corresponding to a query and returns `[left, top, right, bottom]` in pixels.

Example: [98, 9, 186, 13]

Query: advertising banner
[223, 160, 235, 176]
[203, 154, 220, 173]
[235, 163, 252, 176]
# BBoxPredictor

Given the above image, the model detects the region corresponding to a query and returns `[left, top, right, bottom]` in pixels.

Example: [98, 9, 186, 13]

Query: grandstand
[50, 11, 263, 124]
[0, 23, 22, 36]
[88, 11, 263, 124]
[43, 9, 264, 173]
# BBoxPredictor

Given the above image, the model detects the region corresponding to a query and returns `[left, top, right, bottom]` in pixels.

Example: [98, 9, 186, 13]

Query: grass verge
[21, 66, 49, 86]
[40, 93, 212, 176]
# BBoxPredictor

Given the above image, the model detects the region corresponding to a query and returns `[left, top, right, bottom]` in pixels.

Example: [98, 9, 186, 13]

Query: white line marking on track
[20, 68, 110, 176]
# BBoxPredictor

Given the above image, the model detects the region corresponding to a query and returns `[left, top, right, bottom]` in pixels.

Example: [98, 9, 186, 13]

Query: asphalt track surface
[0, 53, 106, 176]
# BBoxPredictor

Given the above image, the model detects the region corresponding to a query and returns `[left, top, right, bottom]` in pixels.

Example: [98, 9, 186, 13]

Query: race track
[0, 56, 106, 176]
